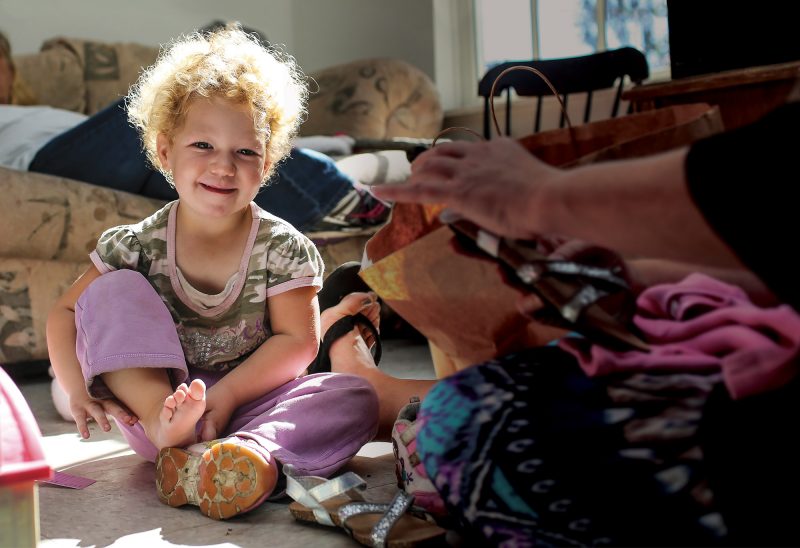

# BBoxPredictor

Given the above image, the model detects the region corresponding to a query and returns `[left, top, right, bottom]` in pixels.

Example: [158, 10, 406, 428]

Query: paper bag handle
[428, 67, 576, 153]
[488, 66, 573, 137]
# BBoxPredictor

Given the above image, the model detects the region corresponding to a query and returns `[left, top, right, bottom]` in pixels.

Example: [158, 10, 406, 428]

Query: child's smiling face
[156, 96, 270, 219]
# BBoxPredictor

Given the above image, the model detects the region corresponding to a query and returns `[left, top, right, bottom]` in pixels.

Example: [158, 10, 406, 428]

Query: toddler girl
[46, 26, 378, 520]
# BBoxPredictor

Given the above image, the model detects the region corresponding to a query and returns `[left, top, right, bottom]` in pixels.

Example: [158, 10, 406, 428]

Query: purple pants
[75, 269, 378, 477]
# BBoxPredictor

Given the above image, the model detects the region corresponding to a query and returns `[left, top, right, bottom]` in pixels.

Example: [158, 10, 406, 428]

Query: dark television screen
[667, 1, 800, 79]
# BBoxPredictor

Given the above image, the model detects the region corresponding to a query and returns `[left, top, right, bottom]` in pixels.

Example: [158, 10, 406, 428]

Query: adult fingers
[409, 156, 471, 184]
[373, 148, 477, 203]
[411, 140, 474, 168]
[371, 179, 456, 204]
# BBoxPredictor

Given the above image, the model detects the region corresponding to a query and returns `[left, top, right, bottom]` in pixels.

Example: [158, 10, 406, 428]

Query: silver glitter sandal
[286, 467, 368, 526]
[336, 490, 446, 548]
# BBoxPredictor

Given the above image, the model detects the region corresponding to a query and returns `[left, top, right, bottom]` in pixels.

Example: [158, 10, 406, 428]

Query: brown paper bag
[519, 102, 724, 166]
[361, 103, 724, 365]
[361, 226, 568, 363]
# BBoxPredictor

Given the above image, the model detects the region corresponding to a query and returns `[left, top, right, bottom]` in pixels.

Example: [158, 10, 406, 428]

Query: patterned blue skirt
[415, 346, 727, 546]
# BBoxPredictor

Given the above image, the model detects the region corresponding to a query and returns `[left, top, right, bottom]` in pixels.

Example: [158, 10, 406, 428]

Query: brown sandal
[287, 468, 446, 546]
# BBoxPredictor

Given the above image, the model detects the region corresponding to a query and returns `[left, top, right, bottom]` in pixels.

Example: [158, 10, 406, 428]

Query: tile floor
[13, 337, 438, 548]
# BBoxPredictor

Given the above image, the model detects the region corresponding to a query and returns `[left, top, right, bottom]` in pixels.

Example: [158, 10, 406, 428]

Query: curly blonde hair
[126, 26, 307, 182]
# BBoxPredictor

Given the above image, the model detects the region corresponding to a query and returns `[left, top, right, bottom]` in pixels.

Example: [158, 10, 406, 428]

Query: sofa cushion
[0, 167, 164, 263]
[13, 48, 86, 113]
[0, 257, 87, 363]
[41, 38, 160, 115]
[302, 58, 443, 140]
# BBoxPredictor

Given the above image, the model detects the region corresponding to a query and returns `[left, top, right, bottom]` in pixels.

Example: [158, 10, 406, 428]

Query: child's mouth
[200, 183, 236, 195]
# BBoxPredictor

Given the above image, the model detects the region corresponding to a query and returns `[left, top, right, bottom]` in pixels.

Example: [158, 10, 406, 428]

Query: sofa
[0, 36, 443, 365]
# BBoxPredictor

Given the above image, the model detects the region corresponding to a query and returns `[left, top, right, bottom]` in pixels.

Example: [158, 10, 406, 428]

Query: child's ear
[156, 133, 172, 171]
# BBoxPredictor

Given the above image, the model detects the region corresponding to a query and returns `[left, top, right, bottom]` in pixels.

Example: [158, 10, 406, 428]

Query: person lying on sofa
[0, 31, 387, 234]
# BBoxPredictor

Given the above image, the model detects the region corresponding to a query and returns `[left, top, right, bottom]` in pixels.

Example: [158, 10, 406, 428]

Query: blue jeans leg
[253, 148, 354, 231]
[29, 99, 165, 195]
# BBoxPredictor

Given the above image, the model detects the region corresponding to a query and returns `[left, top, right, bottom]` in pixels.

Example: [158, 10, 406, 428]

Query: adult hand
[372, 138, 565, 240]
[68, 392, 138, 439]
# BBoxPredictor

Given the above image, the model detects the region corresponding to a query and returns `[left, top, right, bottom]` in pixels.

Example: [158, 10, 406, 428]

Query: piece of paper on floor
[41, 470, 96, 489]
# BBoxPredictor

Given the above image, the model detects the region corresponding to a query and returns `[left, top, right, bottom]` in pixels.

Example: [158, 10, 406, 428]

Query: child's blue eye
[193, 142, 212, 149]
[238, 149, 257, 156]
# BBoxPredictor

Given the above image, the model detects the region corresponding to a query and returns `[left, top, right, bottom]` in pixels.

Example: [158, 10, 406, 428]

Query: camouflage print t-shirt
[89, 201, 324, 372]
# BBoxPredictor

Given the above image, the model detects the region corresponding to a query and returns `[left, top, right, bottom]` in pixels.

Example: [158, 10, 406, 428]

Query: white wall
[0, 0, 436, 78]
[432, 0, 478, 110]
[0, 1, 295, 55]
[291, 0, 435, 77]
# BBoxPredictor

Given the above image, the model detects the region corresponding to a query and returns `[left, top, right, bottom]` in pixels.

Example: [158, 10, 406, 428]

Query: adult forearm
[536, 147, 742, 267]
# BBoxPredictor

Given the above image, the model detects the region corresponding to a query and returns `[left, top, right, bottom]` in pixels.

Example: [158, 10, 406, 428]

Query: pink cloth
[560, 273, 800, 399]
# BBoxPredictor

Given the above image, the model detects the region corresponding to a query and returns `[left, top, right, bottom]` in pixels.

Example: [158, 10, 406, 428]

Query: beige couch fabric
[0, 167, 164, 363]
[42, 38, 160, 115]
[0, 168, 163, 262]
[303, 58, 443, 139]
[0, 258, 87, 363]
[14, 47, 87, 113]
[14, 38, 160, 115]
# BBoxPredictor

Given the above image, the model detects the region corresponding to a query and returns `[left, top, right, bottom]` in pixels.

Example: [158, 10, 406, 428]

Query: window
[475, 0, 669, 76]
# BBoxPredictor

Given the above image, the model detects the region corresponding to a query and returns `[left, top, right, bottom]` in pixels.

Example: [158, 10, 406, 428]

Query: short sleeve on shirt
[265, 232, 324, 297]
[89, 225, 146, 274]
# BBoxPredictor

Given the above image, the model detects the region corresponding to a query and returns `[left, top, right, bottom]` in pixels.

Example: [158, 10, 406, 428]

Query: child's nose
[209, 153, 236, 176]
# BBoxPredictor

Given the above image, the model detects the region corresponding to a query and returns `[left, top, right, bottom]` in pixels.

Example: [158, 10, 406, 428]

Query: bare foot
[152, 379, 207, 450]
[323, 291, 435, 441]
[322, 292, 382, 378]
[321, 291, 380, 339]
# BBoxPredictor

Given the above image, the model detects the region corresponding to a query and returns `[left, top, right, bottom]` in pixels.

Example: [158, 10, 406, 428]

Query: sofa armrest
[302, 58, 443, 140]
[0, 167, 165, 262]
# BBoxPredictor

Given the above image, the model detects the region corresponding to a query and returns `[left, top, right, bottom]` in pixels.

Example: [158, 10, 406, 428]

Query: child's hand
[69, 393, 138, 439]
[197, 386, 236, 442]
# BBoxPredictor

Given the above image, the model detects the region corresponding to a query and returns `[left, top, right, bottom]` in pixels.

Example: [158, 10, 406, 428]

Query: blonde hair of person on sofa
[46, 25, 381, 520]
